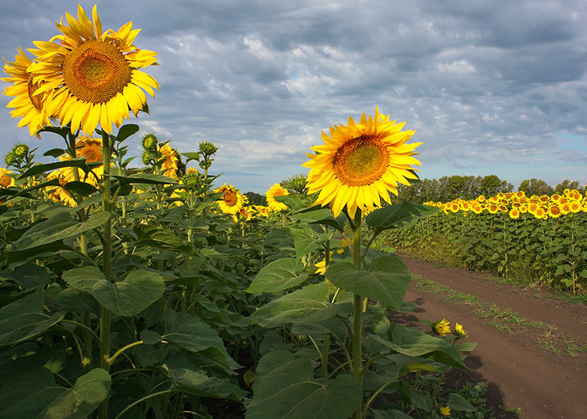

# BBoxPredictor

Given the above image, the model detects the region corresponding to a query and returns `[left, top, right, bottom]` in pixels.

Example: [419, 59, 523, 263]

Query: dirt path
[394, 255, 587, 419]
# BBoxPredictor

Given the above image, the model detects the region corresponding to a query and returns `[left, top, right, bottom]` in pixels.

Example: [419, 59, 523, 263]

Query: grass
[412, 276, 587, 357]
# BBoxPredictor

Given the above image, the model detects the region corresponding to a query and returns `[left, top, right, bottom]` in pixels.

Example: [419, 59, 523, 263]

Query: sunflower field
[384, 192, 587, 294]
[0, 5, 480, 419]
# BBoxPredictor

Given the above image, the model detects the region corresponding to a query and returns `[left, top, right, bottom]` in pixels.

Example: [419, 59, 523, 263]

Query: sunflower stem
[352, 209, 363, 419]
[99, 130, 113, 419]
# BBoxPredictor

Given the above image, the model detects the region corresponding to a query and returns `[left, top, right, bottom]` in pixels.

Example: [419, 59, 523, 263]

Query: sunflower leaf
[366, 201, 439, 232]
[247, 258, 308, 294]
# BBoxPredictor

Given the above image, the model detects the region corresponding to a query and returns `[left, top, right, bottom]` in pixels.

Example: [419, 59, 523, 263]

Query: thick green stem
[99, 131, 113, 419]
[352, 210, 363, 419]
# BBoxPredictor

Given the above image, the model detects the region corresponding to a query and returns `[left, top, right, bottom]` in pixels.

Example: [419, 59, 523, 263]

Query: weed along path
[393, 255, 587, 419]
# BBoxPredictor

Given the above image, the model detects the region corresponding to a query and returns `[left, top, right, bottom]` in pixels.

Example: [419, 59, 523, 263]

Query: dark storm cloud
[1, 0, 586, 192]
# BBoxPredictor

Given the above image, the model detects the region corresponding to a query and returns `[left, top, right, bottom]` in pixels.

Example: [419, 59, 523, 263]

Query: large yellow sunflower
[2, 48, 52, 136]
[28, 5, 159, 135]
[215, 183, 244, 215]
[303, 108, 421, 217]
[266, 183, 289, 212]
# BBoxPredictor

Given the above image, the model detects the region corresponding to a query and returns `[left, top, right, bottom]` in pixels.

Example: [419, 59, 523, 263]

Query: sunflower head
[303, 108, 421, 217]
[75, 137, 103, 162]
[266, 183, 290, 212]
[0, 168, 15, 188]
[215, 183, 244, 215]
[28, 5, 159, 135]
[4, 153, 17, 167]
[433, 318, 451, 336]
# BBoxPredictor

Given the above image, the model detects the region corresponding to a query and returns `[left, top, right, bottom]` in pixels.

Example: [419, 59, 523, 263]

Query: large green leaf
[250, 283, 346, 328]
[448, 393, 476, 411]
[18, 158, 90, 180]
[247, 374, 361, 419]
[366, 201, 439, 232]
[247, 258, 308, 294]
[0, 368, 111, 419]
[325, 255, 411, 310]
[13, 211, 110, 251]
[115, 124, 139, 142]
[293, 228, 323, 259]
[0, 293, 64, 347]
[63, 267, 165, 317]
[253, 351, 314, 400]
[292, 209, 345, 232]
[168, 368, 246, 401]
[368, 326, 467, 368]
[162, 310, 239, 369]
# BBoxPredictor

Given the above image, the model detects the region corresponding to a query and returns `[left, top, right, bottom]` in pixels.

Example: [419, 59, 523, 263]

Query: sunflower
[2, 48, 52, 136]
[548, 205, 561, 218]
[0, 168, 15, 188]
[215, 183, 244, 215]
[159, 143, 180, 180]
[509, 208, 520, 219]
[75, 136, 103, 162]
[303, 108, 421, 217]
[266, 183, 289, 212]
[569, 201, 581, 213]
[433, 318, 450, 336]
[28, 5, 159, 135]
[453, 323, 466, 337]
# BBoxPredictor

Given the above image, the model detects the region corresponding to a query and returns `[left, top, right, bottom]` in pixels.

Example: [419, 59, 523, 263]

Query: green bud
[142, 133, 158, 151]
[4, 153, 16, 166]
[198, 140, 218, 156]
[142, 150, 153, 165]
[12, 143, 29, 158]
[182, 171, 201, 189]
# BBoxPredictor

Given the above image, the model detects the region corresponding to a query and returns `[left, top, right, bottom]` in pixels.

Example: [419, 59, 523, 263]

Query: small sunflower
[453, 323, 466, 337]
[548, 205, 561, 219]
[2, 48, 52, 136]
[439, 405, 451, 416]
[215, 183, 244, 215]
[75, 136, 103, 162]
[29, 5, 159, 135]
[266, 183, 289, 212]
[0, 168, 15, 188]
[303, 108, 421, 217]
[509, 208, 520, 219]
[433, 318, 451, 336]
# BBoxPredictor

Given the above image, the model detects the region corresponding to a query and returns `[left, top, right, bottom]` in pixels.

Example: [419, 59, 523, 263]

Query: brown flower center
[223, 190, 238, 206]
[334, 135, 390, 186]
[62, 40, 133, 104]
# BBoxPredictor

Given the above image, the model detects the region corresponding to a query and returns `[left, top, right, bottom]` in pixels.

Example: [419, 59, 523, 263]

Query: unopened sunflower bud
[198, 140, 218, 156]
[12, 143, 29, 158]
[142, 133, 158, 151]
[4, 153, 16, 166]
[142, 150, 153, 165]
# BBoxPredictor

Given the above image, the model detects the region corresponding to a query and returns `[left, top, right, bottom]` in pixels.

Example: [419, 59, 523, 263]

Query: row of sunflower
[424, 189, 587, 220]
[386, 190, 587, 294]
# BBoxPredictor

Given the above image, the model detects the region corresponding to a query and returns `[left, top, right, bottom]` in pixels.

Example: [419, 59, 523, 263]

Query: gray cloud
[1, 0, 586, 193]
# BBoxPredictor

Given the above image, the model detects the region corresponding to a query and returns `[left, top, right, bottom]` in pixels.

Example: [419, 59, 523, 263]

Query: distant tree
[554, 179, 580, 195]
[517, 179, 554, 196]
[244, 192, 266, 206]
[280, 174, 308, 196]
[479, 175, 513, 196]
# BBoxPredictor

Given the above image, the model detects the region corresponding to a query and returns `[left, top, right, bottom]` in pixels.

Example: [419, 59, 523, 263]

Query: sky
[1, 0, 586, 193]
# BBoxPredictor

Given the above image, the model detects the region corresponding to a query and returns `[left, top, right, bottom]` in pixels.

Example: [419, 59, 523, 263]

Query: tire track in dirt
[393, 255, 587, 419]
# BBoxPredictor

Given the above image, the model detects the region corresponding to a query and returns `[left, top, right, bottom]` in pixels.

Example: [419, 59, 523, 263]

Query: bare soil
[394, 255, 587, 419]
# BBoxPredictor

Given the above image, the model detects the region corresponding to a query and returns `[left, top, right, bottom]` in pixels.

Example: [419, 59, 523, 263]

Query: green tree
[518, 178, 554, 196]
[554, 179, 581, 195]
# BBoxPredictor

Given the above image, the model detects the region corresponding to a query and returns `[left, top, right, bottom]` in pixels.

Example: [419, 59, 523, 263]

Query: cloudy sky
[1, 0, 586, 193]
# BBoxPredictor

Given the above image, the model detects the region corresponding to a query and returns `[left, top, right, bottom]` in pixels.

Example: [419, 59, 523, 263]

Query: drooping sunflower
[215, 183, 244, 215]
[303, 108, 421, 217]
[266, 183, 289, 212]
[2, 48, 52, 136]
[159, 143, 180, 180]
[29, 5, 159, 135]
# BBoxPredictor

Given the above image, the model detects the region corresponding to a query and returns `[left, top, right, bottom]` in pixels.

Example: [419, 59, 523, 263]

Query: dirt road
[394, 255, 587, 419]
